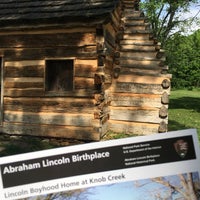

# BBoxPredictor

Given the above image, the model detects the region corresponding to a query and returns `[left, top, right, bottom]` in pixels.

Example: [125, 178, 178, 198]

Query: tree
[135, 172, 200, 199]
[21, 189, 91, 200]
[140, 0, 199, 45]
[152, 173, 198, 200]
[165, 29, 200, 88]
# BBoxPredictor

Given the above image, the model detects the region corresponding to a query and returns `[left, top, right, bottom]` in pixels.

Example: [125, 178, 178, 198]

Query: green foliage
[140, 0, 200, 89]
[166, 30, 200, 88]
[140, 0, 198, 45]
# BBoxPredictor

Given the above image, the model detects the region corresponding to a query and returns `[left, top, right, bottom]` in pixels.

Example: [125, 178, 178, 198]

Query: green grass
[168, 89, 200, 142]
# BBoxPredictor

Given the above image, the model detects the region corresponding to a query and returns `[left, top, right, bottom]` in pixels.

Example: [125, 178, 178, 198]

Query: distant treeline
[166, 30, 200, 89]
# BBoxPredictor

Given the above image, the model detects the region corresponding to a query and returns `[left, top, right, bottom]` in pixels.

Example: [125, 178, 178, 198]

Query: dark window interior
[0, 57, 2, 90]
[45, 60, 74, 92]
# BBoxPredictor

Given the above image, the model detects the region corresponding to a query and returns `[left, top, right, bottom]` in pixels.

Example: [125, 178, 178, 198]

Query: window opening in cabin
[45, 60, 74, 92]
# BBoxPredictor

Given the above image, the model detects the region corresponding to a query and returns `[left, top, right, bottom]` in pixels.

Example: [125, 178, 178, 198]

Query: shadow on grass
[0, 134, 85, 157]
[168, 120, 200, 141]
[0, 135, 61, 157]
[168, 120, 190, 131]
[169, 97, 200, 112]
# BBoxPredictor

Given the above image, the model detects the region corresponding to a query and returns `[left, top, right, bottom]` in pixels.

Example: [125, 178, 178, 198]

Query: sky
[186, 2, 200, 18]
[181, 2, 200, 33]
[87, 180, 172, 200]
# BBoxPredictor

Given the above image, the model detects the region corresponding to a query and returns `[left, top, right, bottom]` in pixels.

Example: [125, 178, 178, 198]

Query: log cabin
[0, 0, 171, 141]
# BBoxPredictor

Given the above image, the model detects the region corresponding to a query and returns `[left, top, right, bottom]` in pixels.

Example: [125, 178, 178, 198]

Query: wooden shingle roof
[0, 0, 119, 29]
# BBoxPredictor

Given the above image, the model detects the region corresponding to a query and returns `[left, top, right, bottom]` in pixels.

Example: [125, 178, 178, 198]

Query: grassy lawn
[168, 89, 200, 142]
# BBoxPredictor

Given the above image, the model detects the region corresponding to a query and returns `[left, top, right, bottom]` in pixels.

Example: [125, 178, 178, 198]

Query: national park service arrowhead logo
[174, 139, 188, 158]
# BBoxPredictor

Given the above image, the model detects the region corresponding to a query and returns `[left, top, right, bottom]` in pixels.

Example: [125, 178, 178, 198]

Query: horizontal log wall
[110, 93, 163, 108]
[4, 97, 95, 113]
[0, 30, 101, 140]
[108, 120, 160, 135]
[1, 31, 97, 61]
[2, 122, 100, 141]
[110, 107, 168, 124]
[110, 75, 170, 94]
[4, 111, 93, 127]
